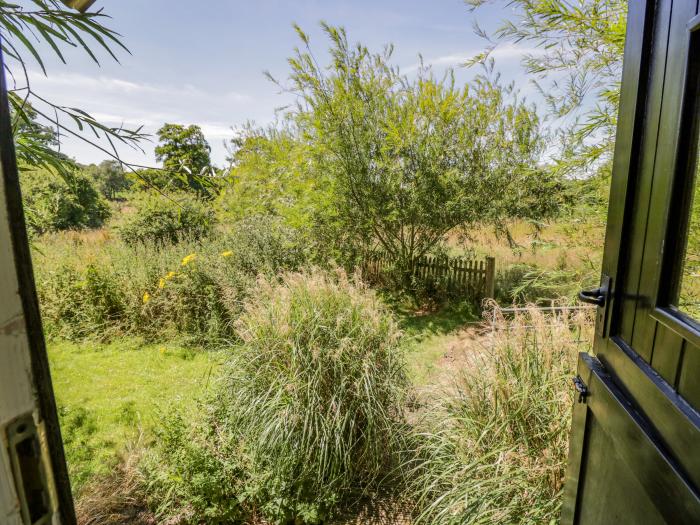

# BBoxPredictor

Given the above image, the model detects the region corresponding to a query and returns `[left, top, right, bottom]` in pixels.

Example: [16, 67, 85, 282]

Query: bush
[119, 193, 215, 247]
[35, 218, 311, 344]
[406, 304, 592, 524]
[38, 263, 129, 340]
[144, 270, 410, 524]
[223, 215, 310, 274]
[21, 168, 110, 234]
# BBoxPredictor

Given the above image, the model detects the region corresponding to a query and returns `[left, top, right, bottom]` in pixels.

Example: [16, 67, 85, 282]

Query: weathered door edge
[0, 40, 76, 524]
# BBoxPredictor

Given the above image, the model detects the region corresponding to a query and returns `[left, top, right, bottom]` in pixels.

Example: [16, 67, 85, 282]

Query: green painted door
[563, 0, 700, 523]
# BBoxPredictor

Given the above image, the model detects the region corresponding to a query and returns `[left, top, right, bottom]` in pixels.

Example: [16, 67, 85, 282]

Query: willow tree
[466, 0, 627, 174]
[279, 24, 561, 276]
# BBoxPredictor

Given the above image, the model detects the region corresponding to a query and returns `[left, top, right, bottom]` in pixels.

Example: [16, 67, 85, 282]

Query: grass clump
[144, 269, 409, 524]
[407, 304, 592, 525]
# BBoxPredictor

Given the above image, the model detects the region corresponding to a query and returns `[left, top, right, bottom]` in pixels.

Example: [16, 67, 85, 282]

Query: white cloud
[403, 44, 545, 73]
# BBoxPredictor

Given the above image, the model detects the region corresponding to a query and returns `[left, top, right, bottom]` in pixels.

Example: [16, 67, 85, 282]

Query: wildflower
[221, 250, 233, 258]
[181, 253, 197, 266]
[165, 271, 177, 280]
[143, 292, 151, 304]
[158, 278, 166, 289]
[159, 346, 166, 355]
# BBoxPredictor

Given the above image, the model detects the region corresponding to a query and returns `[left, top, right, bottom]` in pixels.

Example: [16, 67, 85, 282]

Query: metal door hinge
[573, 375, 589, 403]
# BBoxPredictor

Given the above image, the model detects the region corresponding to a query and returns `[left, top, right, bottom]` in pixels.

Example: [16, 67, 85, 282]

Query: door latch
[579, 275, 611, 307]
[579, 274, 612, 338]
[573, 375, 589, 403]
[6, 414, 51, 525]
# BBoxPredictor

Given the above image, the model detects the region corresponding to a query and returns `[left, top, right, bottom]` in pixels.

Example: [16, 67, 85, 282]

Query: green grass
[48, 337, 222, 493]
[393, 301, 479, 386]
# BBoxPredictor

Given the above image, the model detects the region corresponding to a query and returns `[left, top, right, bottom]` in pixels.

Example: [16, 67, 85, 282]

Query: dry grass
[447, 219, 605, 272]
[75, 447, 155, 525]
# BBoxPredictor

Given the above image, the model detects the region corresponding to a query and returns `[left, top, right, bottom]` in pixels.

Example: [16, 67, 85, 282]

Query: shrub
[406, 304, 592, 525]
[223, 214, 310, 275]
[21, 168, 110, 234]
[38, 263, 129, 340]
[34, 219, 311, 344]
[144, 270, 410, 524]
[119, 193, 214, 247]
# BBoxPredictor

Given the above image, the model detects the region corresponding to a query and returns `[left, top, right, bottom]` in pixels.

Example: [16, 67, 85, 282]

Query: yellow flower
[221, 250, 233, 258]
[142, 292, 151, 304]
[181, 253, 197, 266]
[159, 346, 166, 355]
[165, 271, 177, 280]
[158, 278, 166, 289]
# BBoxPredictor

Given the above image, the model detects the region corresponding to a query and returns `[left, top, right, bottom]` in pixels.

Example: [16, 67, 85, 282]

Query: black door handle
[579, 287, 606, 307]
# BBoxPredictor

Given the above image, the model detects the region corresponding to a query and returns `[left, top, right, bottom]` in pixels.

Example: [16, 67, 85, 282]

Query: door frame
[0, 42, 76, 523]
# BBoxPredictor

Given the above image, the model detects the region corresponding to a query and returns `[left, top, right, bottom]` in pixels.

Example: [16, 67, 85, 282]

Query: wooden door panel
[631, 0, 699, 359]
[650, 322, 684, 385]
[563, 354, 700, 525]
[618, 0, 674, 351]
[678, 341, 700, 407]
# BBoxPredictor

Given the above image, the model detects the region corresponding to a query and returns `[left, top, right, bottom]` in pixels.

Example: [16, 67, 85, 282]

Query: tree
[84, 160, 132, 200]
[219, 125, 332, 229]
[280, 24, 561, 276]
[2, 0, 146, 176]
[21, 167, 110, 234]
[466, 0, 627, 175]
[154, 123, 213, 194]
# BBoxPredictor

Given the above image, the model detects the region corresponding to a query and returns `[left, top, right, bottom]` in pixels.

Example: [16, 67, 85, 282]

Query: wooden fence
[362, 252, 496, 298]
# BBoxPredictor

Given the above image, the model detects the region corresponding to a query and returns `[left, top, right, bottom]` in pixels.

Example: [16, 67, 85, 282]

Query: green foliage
[153, 123, 214, 194]
[21, 167, 110, 234]
[496, 262, 597, 305]
[282, 25, 560, 277]
[83, 160, 132, 200]
[220, 126, 332, 230]
[144, 270, 409, 524]
[39, 262, 129, 340]
[466, 0, 627, 174]
[118, 193, 215, 247]
[3, 0, 146, 177]
[407, 305, 588, 524]
[36, 219, 310, 344]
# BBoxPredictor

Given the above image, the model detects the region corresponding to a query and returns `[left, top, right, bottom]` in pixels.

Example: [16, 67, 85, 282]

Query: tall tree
[154, 123, 213, 194]
[221, 125, 332, 229]
[466, 0, 627, 175]
[279, 24, 562, 275]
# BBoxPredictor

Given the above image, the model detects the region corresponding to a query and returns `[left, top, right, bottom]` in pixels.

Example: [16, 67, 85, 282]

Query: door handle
[579, 287, 606, 307]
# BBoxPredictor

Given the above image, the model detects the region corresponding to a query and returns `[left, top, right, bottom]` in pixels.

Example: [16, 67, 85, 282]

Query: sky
[14, 0, 540, 168]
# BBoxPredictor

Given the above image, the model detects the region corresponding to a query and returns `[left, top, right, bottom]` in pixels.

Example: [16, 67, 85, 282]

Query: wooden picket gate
[362, 252, 496, 299]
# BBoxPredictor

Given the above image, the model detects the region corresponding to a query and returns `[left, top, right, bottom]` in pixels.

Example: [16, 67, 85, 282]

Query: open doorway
[3, 1, 673, 524]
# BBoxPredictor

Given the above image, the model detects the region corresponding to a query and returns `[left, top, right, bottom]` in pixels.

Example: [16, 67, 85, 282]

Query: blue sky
[20, 0, 539, 167]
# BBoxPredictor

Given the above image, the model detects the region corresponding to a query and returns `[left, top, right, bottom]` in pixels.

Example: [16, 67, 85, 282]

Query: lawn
[48, 338, 223, 493]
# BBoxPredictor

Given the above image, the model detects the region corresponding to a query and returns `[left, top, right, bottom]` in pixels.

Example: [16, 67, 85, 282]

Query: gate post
[485, 256, 496, 299]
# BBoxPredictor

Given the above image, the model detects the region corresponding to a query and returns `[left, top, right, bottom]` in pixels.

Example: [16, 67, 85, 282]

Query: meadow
[33, 211, 601, 524]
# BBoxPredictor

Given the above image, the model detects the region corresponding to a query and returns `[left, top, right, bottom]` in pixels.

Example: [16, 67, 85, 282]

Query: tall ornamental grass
[143, 270, 410, 524]
[407, 304, 592, 525]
